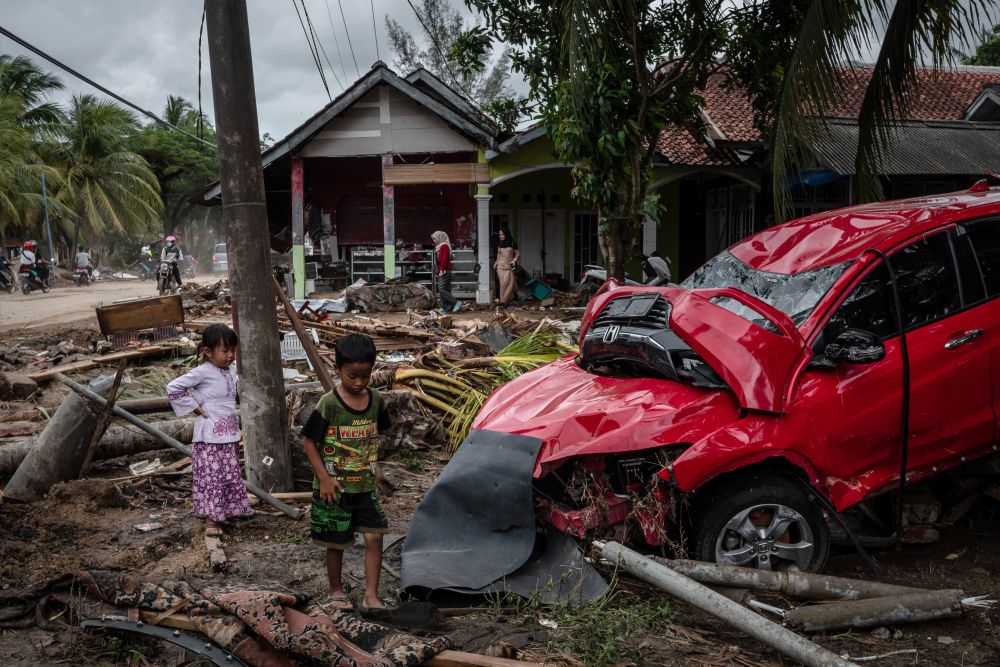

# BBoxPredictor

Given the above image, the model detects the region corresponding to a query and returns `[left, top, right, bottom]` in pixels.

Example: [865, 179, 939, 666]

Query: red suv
[472, 186, 1000, 572]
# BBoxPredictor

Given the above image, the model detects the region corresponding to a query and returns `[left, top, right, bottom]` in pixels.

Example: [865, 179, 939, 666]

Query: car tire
[692, 473, 830, 572]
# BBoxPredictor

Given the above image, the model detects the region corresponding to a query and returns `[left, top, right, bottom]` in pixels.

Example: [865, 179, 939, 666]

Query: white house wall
[301, 86, 476, 157]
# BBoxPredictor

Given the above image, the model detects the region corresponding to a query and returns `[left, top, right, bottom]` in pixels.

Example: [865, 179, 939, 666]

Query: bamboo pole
[54, 373, 301, 520]
[595, 541, 856, 667]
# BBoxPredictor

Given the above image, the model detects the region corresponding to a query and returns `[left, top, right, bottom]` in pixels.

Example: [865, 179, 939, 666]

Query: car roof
[729, 186, 1000, 275]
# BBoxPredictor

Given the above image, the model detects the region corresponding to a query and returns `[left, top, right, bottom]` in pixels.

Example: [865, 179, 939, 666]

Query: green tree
[50, 94, 162, 253]
[963, 24, 1000, 66]
[135, 96, 217, 236]
[0, 54, 64, 127]
[465, 0, 990, 278]
[386, 0, 514, 106]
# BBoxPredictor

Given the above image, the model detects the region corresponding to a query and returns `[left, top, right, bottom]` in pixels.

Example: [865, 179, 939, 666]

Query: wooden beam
[383, 163, 490, 185]
[79, 358, 128, 476]
[426, 651, 543, 667]
[28, 346, 169, 382]
[273, 276, 334, 391]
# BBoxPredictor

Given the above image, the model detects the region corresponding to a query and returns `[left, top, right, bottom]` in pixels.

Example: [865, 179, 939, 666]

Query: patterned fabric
[55, 571, 450, 667]
[167, 362, 241, 444]
[192, 441, 252, 523]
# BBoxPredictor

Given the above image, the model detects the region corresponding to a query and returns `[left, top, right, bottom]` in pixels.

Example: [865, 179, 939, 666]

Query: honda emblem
[603, 325, 620, 343]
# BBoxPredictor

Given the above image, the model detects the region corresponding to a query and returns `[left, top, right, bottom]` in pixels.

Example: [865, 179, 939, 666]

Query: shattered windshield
[681, 252, 849, 327]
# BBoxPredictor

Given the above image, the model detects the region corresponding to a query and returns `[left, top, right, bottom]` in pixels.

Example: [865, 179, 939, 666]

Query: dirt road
[0, 280, 185, 332]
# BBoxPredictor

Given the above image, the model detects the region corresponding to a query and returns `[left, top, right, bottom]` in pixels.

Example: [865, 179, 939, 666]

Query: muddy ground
[2, 318, 999, 666]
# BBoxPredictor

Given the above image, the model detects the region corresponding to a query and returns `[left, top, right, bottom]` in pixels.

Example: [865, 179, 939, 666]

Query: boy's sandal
[358, 602, 389, 613]
[327, 594, 354, 611]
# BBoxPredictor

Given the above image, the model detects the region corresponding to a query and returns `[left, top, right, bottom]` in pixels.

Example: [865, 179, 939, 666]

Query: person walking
[494, 227, 520, 305]
[432, 230, 460, 314]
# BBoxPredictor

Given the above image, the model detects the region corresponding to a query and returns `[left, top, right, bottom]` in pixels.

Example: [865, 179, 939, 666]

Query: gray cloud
[0, 0, 470, 139]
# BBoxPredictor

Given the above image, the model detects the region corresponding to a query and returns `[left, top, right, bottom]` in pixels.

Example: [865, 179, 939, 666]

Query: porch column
[642, 214, 657, 255]
[381, 154, 395, 281]
[291, 156, 305, 299]
[475, 191, 492, 304]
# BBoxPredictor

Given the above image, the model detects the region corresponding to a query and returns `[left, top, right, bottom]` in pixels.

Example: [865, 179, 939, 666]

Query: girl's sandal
[205, 524, 224, 537]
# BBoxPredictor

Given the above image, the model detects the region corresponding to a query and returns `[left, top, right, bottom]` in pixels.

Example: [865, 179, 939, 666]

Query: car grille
[592, 295, 669, 329]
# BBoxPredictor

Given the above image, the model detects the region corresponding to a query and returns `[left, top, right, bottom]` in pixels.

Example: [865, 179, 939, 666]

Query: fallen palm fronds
[376, 328, 576, 451]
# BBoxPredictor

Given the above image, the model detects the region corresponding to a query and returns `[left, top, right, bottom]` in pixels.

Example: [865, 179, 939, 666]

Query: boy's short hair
[335, 332, 377, 366]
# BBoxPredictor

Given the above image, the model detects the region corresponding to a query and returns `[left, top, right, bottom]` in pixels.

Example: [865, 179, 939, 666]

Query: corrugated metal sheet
[811, 119, 1000, 175]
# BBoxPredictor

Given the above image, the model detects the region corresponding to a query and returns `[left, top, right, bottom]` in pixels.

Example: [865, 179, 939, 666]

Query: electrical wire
[302, 0, 344, 90]
[336, 0, 361, 76]
[291, 0, 332, 100]
[323, 0, 350, 83]
[370, 0, 380, 61]
[0, 23, 215, 147]
[197, 5, 206, 142]
[403, 0, 474, 100]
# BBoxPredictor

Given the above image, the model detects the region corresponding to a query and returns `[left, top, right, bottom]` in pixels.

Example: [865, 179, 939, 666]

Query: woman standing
[494, 227, 520, 305]
[432, 230, 460, 314]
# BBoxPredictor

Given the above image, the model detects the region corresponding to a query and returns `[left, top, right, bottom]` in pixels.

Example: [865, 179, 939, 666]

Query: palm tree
[51, 94, 162, 254]
[0, 54, 64, 128]
[768, 0, 995, 217]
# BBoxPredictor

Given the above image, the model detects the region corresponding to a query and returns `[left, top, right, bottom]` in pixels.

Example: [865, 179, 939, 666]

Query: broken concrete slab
[0, 373, 38, 400]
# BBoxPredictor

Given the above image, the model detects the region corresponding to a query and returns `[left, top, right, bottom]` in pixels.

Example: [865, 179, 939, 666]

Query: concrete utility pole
[205, 0, 292, 491]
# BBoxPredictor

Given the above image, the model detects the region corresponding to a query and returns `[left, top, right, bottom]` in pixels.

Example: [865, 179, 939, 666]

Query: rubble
[0, 372, 38, 400]
[179, 279, 232, 317]
[347, 282, 436, 312]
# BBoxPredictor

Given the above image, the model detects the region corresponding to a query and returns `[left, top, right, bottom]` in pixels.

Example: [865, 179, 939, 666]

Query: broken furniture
[95, 294, 185, 349]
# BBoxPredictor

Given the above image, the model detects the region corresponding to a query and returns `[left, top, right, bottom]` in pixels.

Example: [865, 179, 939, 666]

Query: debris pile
[346, 282, 436, 312]
[179, 279, 231, 317]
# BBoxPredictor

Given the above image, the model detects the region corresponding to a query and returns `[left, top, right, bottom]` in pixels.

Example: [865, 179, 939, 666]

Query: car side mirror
[824, 328, 885, 365]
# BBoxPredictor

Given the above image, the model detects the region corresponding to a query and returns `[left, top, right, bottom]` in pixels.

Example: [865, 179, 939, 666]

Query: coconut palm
[767, 0, 996, 216]
[50, 94, 162, 250]
[0, 54, 64, 128]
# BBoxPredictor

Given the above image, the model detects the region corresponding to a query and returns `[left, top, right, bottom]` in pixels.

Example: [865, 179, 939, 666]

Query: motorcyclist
[18, 240, 49, 284]
[75, 247, 93, 276]
[160, 235, 184, 286]
[138, 245, 153, 275]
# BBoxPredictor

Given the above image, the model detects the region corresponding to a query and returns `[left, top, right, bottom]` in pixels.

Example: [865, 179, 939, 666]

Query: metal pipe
[54, 373, 301, 520]
[595, 541, 857, 667]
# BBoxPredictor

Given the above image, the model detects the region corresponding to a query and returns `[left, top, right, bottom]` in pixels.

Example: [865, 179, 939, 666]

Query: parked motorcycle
[18, 263, 51, 295]
[73, 267, 90, 287]
[0, 264, 15, 294]
[578, 253, 673, 302]
[157, 260, 179, 296]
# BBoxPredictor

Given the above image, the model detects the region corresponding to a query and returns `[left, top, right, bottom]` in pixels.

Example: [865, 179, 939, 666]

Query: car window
[965, 219, 1000, 298]
[824, 263, 897, 342]
[214, 244, 227, 253]
[889, 232, 960, 329]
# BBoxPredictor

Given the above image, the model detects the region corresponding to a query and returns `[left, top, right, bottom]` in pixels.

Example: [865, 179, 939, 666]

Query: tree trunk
[0, 419, 194, 477]
[3, 391, 100, 501]
[206, 0, 292, 491]
[598, 215, 638, 280]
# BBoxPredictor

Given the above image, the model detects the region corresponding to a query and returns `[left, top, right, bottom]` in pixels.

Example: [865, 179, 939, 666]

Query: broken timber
[27, 346, 170, 382]
[79, 359, 128, 476]
[595, 541, 856, 667]
[273, 275, 333, 391]
[656, 558, 925, 600]
[53, 373, 301, 520]
[784, 589, 966, 632]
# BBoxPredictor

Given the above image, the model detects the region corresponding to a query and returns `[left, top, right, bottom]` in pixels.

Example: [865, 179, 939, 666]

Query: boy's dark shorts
[310, 489, 388, 549]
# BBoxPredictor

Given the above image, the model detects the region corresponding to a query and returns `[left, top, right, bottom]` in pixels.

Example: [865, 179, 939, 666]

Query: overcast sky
[0, 0, 465, 139]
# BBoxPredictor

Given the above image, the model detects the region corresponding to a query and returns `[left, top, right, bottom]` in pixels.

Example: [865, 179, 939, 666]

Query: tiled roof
[658, 66, 1000, 167]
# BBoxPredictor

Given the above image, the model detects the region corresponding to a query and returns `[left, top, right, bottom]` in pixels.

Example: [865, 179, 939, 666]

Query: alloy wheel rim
[714, 503, 814, 571]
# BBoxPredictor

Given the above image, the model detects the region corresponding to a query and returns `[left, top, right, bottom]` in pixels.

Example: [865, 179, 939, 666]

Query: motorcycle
[184, 257, 197, 279]
[0, 263, 15, 294]
[157, 260, 179, 296]
[18, 263, 51, 295]
[73, 266, 91, 287]
[577, 253, 673, 302]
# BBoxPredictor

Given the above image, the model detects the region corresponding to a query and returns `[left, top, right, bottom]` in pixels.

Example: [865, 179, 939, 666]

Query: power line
[336, 0, 361, 76]
[370, 0, 380, 61]
[404, 0, 474, 101]
[291, 0, 332, 100]
[0, 23, 215, 147]
[302, 0, 344, 90]
[197, 6, 206, 142]
[323, 0, 350, 84]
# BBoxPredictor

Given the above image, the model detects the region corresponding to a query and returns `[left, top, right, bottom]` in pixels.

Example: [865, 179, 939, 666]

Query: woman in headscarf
[494, 227, 520, 305]
[431, 230, 460, 314]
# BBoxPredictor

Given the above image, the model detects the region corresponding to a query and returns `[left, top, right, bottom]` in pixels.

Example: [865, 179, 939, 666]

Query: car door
[889, 229, 994, 473]
[961, 217, 1000, 443]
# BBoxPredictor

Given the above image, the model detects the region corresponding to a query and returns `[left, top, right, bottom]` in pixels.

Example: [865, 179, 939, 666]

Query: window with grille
[573, 212, 600, 276]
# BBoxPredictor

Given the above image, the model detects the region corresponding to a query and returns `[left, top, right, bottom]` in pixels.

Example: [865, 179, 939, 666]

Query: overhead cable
[336, 0, 361, 76]
[291, 0, 332, 100]
[0, 23, 215, 147]
[323, 0, 350, 83]
[302, 0, 344, 90]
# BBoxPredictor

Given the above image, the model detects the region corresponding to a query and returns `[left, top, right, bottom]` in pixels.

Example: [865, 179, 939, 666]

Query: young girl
[167, 324, 250, 536]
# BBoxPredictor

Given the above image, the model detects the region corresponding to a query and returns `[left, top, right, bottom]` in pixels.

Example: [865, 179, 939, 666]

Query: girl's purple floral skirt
[191, 441, 252, 523]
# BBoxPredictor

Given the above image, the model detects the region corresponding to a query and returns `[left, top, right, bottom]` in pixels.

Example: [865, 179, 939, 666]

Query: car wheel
[692, 474, 829, 572]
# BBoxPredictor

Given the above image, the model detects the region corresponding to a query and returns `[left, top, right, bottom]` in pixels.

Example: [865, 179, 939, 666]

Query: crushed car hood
[472, 356, 742, 476]
[579, 283, 812, 413]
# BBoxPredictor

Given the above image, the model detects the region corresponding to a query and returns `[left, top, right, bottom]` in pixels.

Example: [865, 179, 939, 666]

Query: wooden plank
[79, 359, 128, 476]
[273, 276, 334, 391]
[28, 346, 168, 382]
[383, 163, 490, 185]
[426, 650, 543, 667]
[95, 295, 184, 335]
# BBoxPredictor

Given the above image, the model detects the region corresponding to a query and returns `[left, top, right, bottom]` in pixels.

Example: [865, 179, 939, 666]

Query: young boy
[301, 333, 391, 611]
